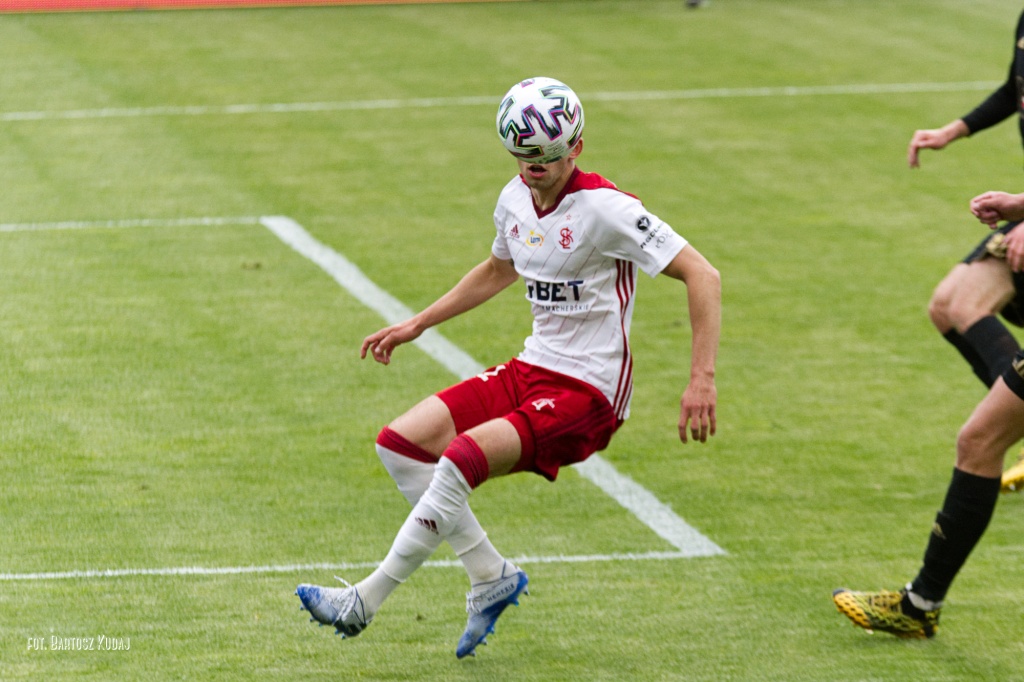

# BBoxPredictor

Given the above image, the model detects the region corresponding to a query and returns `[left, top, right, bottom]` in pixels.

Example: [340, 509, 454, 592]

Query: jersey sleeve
[961, 11, 1024, 134]
[491, 183, 514, 260]
[492, 212, 512, 260]
[961, 64, 1017, 134]
[588, 189, 688, 277]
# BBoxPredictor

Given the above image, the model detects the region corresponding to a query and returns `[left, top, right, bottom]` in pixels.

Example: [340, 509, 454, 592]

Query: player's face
[516, 155, 575, 192]
[515, 140, 584, 196]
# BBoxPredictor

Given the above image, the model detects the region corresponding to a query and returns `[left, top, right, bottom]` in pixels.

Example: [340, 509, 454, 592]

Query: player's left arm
[660, 245, 721, 444]
[969, 190, 1024, 227]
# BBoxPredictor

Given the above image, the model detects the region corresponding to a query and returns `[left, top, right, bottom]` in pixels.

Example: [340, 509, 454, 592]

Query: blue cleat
[456, 562, 529, 659]
[295, 577, 371, 638]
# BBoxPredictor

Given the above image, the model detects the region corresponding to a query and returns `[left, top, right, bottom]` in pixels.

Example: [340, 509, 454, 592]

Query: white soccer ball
[496, 77, 585, 164]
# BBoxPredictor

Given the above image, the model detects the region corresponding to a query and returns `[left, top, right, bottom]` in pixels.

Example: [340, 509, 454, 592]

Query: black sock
[961, 315, 1020, 386]
[943, 329, 995, 387]
[910, 468, 1001, 604]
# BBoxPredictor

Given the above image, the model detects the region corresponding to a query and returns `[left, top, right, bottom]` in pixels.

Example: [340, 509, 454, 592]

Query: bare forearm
[661, 245, 721, 442]
[412, 255, 519, 331]
[362, 254, 518, 364]
[685, 266, 721, 382]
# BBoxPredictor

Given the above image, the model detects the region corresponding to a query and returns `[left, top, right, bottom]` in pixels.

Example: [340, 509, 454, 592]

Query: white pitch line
[573, 456, 724, 558]
[0, 551, 691, 582]
[0, 81, 999, 123]
[260, 215, 481, 380]
[0, 216, 260, 232]
[260, 215, 725, 557]
[0, 214, 723, 582]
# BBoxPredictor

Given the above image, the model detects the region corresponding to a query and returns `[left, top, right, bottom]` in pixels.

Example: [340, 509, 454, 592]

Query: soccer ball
[496, 77, 585, 164]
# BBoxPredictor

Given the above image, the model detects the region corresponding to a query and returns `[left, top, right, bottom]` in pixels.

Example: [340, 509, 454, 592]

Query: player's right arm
[911, 33, 1022, 169]
[360, 253, 519, 365]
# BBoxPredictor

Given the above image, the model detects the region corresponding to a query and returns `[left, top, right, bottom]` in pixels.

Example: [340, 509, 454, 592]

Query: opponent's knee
[955, 421, 1005, 477]
[927, 293, 952, 331]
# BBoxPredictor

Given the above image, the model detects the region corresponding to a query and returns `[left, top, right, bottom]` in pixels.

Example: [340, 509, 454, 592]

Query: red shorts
[436, 358, 620, 481]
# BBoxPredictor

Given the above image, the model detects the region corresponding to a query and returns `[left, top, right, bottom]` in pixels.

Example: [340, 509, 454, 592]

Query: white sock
[376, 444, 435, 505]
[377, 445, 506, 585]
[905, 583, 942, 611]
[357, 458, 472, 614]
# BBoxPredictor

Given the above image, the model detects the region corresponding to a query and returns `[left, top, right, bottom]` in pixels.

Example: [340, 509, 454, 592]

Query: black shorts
[963, 220, 1024, 327]
[1002, 350, 1024, 400]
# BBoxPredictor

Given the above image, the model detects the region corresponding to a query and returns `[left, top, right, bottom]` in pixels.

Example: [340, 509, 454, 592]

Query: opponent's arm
[661, 245, 721, 443]
[970, 191, 1024, 272]
[361, 253, 519, 365]
[970, 191, 1024, 227]
[910, 38, 1020, 168]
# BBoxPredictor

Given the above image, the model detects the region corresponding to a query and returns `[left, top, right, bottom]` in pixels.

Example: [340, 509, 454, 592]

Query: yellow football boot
[1001, 449, 1024, 493]
[832, 588, 939, 639]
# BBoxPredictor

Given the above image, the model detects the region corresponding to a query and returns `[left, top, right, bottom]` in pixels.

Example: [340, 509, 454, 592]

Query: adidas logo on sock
[415, 517, 439, 534]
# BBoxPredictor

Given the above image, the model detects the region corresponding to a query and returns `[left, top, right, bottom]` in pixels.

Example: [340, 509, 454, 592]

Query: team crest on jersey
[527, 230, 544, 247]
[557, 226, 576, 252]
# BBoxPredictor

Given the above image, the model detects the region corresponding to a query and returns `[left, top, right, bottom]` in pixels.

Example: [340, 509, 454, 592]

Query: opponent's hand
[1004, 223, 1024, 272]
[678, 379, 717, 444]
[970, 191, 1024, 229]
[908, 119, 970, 167]
[907, 128, 954, 168]
[360, 321, 423, 365]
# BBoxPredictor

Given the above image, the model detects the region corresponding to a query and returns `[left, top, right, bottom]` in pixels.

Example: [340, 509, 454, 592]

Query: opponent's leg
[930, 258, 1018, 386]
[834, 374, 1024, 637]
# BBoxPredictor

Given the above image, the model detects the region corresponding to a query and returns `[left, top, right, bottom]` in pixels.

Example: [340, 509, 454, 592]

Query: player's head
[496, 77, 584, 164]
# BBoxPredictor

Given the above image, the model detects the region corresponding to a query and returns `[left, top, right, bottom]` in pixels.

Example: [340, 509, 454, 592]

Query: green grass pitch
[2, 1, 1024, 679]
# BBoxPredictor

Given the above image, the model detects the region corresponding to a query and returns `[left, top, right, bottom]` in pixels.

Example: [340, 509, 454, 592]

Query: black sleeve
[961, 12, 1024, 135]
[961, 64, 1017, 135]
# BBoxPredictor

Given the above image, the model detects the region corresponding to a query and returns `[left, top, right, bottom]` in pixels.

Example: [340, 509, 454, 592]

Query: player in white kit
[296, 77, 721, 658]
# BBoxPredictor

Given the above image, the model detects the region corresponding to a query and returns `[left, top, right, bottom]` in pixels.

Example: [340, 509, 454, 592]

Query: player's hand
[907, 128, 953, 168]
[360, 320, 423, 365]
[1004, 223, 1024, 272]
[678, 378, 717, 444]
[970, 191, 1024, 229]
[907, 120, 970, 168]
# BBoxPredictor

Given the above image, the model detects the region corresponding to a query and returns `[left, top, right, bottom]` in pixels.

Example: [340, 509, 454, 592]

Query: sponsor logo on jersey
[509, 224, 521, 240]
[636, 215, 651, 232]
[527, 230, 544, 247]
[526, 279, 584, 303]
[532, 398, 556, 411]
[639, 223, 668, 250]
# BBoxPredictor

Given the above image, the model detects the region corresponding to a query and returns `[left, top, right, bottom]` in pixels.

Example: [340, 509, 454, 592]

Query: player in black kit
[908, 9, 1024, 492]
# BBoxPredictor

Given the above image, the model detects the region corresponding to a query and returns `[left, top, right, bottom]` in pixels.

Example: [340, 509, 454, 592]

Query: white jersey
[491, 169, 688, 419]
